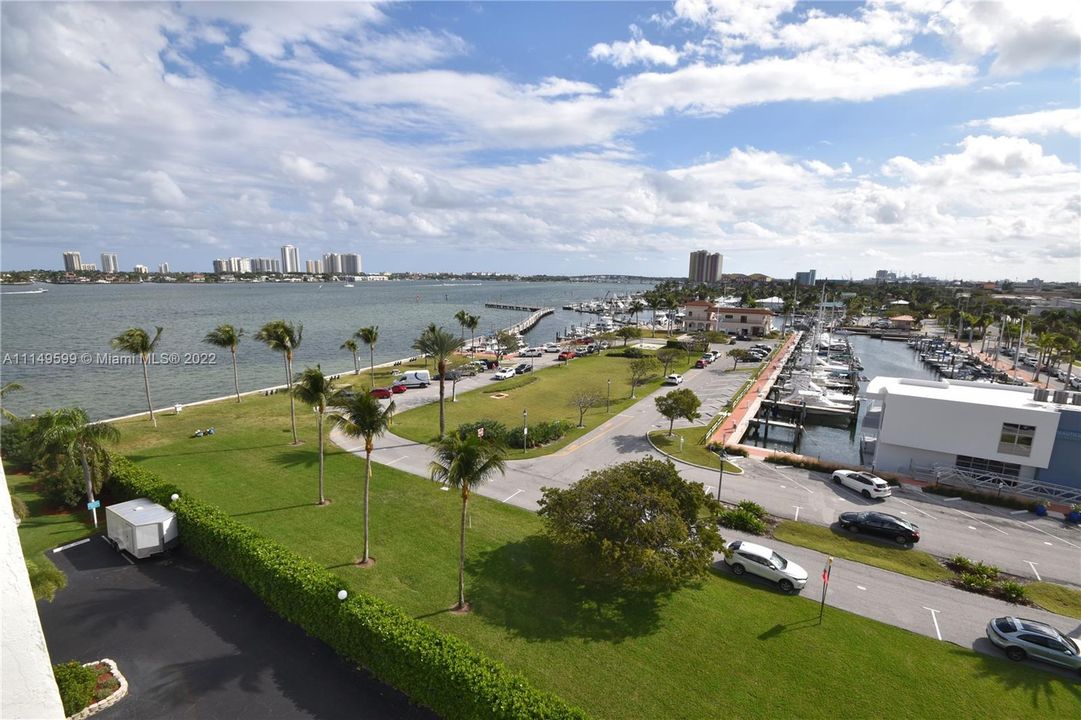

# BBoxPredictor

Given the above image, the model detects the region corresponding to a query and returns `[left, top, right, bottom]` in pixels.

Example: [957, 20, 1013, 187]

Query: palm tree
[412, 324, 463, 438]
[454, 309, 470, 341]
[429, 431, 507, 611]
[356, 326, 379, 388]
[293, 366, 338, 505]
[39, 407, 120, 528]
[464, 314, 480, 357]
[341, 338, 360, 375]
[110, 326, 164, 427]
[204, 324, 244, 402]
[255, 320, 303, 444]
[629, 299, 645, 328]
[333, 392, 395, 565]
[1, 381, 22, 422]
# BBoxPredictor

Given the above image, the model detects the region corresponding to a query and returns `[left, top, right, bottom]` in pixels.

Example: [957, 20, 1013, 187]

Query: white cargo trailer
[104, 498, 178, 559]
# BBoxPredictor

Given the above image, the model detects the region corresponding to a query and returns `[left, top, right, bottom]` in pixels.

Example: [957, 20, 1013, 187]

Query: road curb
[646, 430, 744, 475]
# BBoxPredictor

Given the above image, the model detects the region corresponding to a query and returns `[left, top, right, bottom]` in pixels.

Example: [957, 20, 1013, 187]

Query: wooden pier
[485, 302, 542, 312]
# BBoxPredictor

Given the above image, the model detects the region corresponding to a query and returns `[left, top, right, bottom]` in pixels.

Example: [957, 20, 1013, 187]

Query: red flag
[822, 558, 832, 585]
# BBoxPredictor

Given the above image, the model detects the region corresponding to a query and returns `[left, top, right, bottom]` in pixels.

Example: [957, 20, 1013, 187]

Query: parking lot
[39, 537, 434, 720]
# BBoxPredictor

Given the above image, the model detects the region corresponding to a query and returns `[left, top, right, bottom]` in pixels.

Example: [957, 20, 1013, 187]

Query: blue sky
[2, 1, 1079, 280]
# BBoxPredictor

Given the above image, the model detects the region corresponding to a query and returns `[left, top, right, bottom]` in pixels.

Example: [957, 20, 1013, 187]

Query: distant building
[795, 269, 816, 286]
[62, 251, 82, 271]
[81, 263, 97, 271]
[306, 259, 323, 274]
[158, 262, 170, 274]
[250, 257, 281, 274]
[341, 253, 362, 275]
[682, 300, 718, 332]
[688, 250, 723, 284]
[281, 245, 300, 274]
[322, 252, 343, 274]
[101, 252, 119, 273]
[212, 259, 227, 274]
[866, 377, 1081, 490]
[714, 307, 775, 337]
[755, 296, 786, 312]
[133, 264, 149, 274]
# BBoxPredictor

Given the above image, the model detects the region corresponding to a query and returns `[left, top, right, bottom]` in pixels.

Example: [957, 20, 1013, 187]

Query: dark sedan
[838, 511, 920, 545]
[514, 363, 532, 375]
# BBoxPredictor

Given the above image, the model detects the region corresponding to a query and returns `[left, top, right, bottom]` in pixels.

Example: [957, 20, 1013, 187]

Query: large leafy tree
[655, 388, 702, 436]
[538, 457, 724, 590]
[616, 326, 642, 347]
[727, 348, 753, 369]
[255, 320, 303, 444]
[412, 323, 463, 438]
[655, 347, 683, 376]
[341, 338, 360, 375]
[334, 392, 395, 565]
[203, 324, 244, 402]
[429, 430, 507, 611]
[38, 408, 120, 527]
[110, 326, 164, 427]
[569, 389, 604, 427]
[292, 365, 338, 505]
[626, 356, 659, 398]
[356, 326, 379, 387]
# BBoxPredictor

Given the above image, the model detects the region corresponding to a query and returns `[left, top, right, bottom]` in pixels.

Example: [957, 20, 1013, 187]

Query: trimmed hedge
[53, 661, 96, 716]
[108, 456, 587, 720]
[508, 420, 573, 449]
[923, 484, 1035, 511]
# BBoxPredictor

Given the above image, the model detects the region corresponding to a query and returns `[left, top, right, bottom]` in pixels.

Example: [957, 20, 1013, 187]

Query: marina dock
[485, 302, 542, 312]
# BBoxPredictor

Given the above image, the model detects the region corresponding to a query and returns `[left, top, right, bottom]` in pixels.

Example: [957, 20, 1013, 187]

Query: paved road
[340, 352, 1081, 588]
[40, 537, 434, 720]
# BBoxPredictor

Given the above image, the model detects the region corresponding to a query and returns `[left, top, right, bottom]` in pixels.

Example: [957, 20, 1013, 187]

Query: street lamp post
[522, 408, 528, 454]
[607, 378, 611, 413]
[716, 448, 726, 500]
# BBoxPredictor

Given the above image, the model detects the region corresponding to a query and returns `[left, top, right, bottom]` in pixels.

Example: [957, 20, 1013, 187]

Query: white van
[394, 370, 431, 388]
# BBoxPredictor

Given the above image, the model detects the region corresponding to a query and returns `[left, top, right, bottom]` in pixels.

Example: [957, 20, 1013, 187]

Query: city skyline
[2, 3, 1079, 280]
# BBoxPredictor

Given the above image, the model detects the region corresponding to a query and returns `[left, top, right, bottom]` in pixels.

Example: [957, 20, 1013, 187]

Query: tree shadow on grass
[126, 442, 288, 461]
[271, 448, 319, 471]
[465, 535, 670, 643]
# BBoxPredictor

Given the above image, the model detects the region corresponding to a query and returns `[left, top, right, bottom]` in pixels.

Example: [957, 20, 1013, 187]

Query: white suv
[832, 469, 892, 499]
[724, 540, 808, 593]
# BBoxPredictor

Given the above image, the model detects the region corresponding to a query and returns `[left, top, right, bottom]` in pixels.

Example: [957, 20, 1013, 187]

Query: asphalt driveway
[38, 536, 435, 720]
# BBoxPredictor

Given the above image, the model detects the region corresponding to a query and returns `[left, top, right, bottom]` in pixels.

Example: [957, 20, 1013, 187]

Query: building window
[998, 423, 1035, 457]
[740, 315, 747, 323]
[956, 455, 1021, 478]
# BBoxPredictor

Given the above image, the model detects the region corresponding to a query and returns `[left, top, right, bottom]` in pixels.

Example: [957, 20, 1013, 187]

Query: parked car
[709, 350, 721, 361]
[665, 373, 684, 385]
[724, 540, 808, 593]
[390, 383, 407, 394]
[695, 359, 708, 369]
[557, 351, 576, 361]
[832, 469, 892, 499]
[700, 354, 714, 365]
[492, 367, 517, 380]
[599, 341, 610, 350]
[520, 347, 543, 357]
[514, 363, 532, 375]
[544, 343, 560, 353]
[395, 370, 431, 388]
[838, 511, 920, 544]
[986, 617, 1081, 675]
[369, 387, 393, 399]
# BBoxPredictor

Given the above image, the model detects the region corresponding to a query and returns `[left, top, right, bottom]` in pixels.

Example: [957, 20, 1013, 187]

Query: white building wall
[874, 392, 1058, 470]
[1, 467, 65, 719]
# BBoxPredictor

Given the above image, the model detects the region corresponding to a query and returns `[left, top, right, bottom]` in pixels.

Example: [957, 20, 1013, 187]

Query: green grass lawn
[648, 427, 742, 473]
[1026, 582, 1081, 620]
[772, 520, 954, 582]
[107, 399, 1081, 719]
[7, 470, 97, 560]
[390, 350, 696, 458]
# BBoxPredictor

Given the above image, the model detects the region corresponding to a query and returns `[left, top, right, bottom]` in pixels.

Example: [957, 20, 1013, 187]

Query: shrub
[959, 572, 995, 593]
[717, 508, 767, 535]
[705, 443, 748, 457]
[972, 561, 1000, 581]
[26, 556, 67, 601]
[736, 500, 766, 519]
[0, 418, 38, 471]
[507, 420, 572, 449]
[613, 347, 645, 358]
[922, 484, 1032, 511]
[456, 419, 508, 444]
[998, 580, 1028, 604]
[53, 661, 96, 716]
[108, 455, 585, 720]
[11, 494, 29, 521]
[948, 555, 975, 574]
[763, 453, 842, 474]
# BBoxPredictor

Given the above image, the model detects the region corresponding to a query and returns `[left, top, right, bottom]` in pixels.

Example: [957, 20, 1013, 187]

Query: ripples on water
[1, 280, 651, 419]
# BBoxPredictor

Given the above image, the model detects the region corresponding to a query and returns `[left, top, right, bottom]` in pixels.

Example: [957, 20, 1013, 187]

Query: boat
[1, 287, 48, 295]
[343, 283, 355, 288]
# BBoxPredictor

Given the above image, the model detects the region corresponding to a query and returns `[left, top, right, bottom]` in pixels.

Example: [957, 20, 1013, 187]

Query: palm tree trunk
[80, 448, 98, 528]
[353, 352, 359, 375]
[369, 347, 375, 387]
[470, 329, 475, 358]
[285, 353, 298, 444]
[458, 492, 468, 609]
[317, 412, 325, 504]
[438, 360, 447, 438]
[363, 447, 372, 563]
[140, 355, 156, 427]
[231, 347, 241, 402]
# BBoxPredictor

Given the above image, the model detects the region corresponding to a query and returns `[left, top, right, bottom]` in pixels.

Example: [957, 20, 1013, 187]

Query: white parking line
[503, 489, 524, 503]
[941, 497, 961, 502]
[856, 585, 866, 591]
[793, 506, 801, 522]
[53, 538, 91, 553]
[1009, 509, 1029, 515]
[762, 463, 814, 494]
[893, 498, 935, 519]
[952, 508, 1009, 536]
[383, 455, 409, 466]
[922, 607, 943, 641]
[1026, 561, 1042, 581]
[1015, 520, 1081, 550]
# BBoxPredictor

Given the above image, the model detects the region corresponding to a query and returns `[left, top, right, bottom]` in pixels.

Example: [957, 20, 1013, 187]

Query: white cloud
[280, 153, 330, 183]
[527, 77, 601, 98]
[590, 38, 681, 67]
[967, 108, 1081, 137]
[221, 45, 250, 66]
[139, 170, 188, 207]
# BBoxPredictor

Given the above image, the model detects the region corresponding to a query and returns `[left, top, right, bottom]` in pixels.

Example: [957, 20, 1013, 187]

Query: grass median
[1026, 582, 1081, 620]
[104, 396, 1081, 719]
[648, 427, 742, 473]
[772, 520, 954, 582]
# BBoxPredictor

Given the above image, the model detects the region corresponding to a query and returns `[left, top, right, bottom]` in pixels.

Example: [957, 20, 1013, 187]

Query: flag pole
[819, 556, 833, 623]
